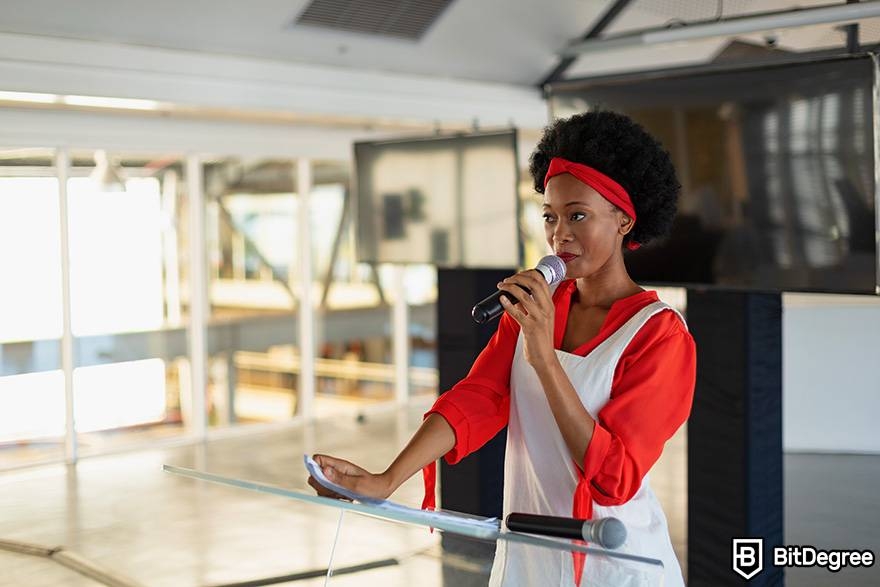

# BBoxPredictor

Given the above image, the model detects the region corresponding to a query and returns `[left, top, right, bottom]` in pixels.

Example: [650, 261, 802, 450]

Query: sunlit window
[68, 177, 164, 335]
[0, 178, 63, 343]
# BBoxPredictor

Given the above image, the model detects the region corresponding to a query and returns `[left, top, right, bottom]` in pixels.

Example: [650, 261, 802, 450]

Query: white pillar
[392, 265, 409, 405]
[296, 158, 315, 419]
[160, 169, 182, 325]
[186, 154, 208, 438]
[56, 148, 77, 463]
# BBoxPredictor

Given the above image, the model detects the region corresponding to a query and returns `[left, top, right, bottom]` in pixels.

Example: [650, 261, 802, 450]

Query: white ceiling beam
[561, 1, 880, 56]
[0, 32, 547, 129]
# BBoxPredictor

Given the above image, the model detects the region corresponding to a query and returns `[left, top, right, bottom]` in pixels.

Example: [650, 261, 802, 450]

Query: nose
[553, 220, 573, 245]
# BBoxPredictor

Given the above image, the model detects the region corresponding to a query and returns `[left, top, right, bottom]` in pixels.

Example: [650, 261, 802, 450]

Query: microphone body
[471, 255, 567, 324]
[505, 513, 627, 550]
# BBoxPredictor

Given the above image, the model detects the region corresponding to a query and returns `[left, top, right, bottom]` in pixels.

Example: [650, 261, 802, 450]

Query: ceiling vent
[293, 0, 455, 41]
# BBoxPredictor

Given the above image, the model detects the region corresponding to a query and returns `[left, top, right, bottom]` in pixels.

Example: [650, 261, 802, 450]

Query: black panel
[437, 268, 515, 582]
[687, 290, 784, 586]
[436, 268, 515, 519]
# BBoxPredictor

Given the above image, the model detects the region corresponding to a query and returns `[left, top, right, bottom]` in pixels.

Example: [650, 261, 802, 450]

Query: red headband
[544, 157, 640, 250]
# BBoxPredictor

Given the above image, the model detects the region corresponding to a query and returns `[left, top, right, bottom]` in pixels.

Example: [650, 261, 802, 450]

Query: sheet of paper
[304, 454, 499, 532]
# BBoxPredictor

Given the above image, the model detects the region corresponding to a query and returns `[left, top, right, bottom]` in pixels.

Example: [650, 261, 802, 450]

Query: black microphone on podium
[471, 255, 567, 324]
[506, 513, 627, 550]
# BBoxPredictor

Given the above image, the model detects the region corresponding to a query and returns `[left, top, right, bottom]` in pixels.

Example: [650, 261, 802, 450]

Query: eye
[570, 212, 586, 221]
[542, 213, 556, 224]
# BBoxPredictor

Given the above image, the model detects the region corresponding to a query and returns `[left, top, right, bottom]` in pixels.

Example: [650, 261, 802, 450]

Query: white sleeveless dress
[488, 300, 687, 587]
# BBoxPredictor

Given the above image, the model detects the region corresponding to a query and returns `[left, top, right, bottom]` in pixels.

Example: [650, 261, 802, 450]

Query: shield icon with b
[732, 538, 764, 579]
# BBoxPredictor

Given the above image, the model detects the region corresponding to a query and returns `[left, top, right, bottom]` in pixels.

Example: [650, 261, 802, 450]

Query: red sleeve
[425, 312, 520, 464]
[580, 313, 696, 506]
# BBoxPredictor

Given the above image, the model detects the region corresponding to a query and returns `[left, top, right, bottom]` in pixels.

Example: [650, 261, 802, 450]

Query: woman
[309, 111, 696, 586]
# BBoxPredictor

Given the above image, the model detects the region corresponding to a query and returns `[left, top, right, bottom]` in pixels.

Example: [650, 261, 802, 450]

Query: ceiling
[0, 0, 876, 86]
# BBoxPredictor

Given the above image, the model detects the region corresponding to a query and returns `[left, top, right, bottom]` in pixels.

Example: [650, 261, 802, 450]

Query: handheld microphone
[471, 255, 567, 324]
[505, 513, 627, 550]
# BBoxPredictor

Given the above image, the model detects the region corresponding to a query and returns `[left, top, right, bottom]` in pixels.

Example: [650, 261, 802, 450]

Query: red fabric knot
[571, 477, 594, 585]
[422, 461, 437, 533]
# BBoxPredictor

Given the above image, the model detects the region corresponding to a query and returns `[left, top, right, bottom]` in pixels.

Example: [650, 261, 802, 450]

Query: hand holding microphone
[472, 255, 567, 324]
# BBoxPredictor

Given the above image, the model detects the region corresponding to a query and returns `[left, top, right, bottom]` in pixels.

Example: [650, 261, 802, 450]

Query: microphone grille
[537, 255, 567, 286]
[597, 517, 627, 550]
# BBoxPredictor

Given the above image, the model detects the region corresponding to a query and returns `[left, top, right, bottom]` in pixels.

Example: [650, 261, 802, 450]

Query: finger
[497, 285, 532, 316]
[314, 454, 362, 477]
[321, 465, 367, 496]
[509, 271, 552, 304]
[308, 475, 339, 498]
[496, 280, 530, 301]
[322, 466, 350, 487]
[498, 281, 539, 311]
[499, 293, 527, 322]
[308, 475, 353, 501]
[502, 274, 551, 308]
[313, 453, 345, 468]
[500, 275, 539, 299]
[523, 269, 553, 304]
[309, 475, 331, 495]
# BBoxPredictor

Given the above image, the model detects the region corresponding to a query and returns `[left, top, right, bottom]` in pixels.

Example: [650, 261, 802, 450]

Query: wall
[783, 293, 880, 453]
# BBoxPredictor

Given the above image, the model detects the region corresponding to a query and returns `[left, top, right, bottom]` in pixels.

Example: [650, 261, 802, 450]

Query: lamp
[560, 2, 880, 57]
[89, 150, 125, 192]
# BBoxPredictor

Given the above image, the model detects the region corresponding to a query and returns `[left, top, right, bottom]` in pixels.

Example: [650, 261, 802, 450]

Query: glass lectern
[164, 465, 664, 586]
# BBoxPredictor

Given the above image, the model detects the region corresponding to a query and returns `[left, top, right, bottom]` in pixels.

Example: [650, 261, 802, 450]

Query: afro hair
[529, 110, 680, 249]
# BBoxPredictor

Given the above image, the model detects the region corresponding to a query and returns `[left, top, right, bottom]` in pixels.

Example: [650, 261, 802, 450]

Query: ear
[618, 212, 634, 237]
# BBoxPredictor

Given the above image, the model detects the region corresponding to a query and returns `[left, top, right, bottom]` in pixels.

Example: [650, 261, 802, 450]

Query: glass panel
[0, 148, 65, 467]
[519, 166, 547, 270]
[311, 161, 439, 414]
[312, 160, 393, 414]
[204, 157, 299, 427]
[165, 465, 666, 586]
[67, 150, 190, 455]
[405, 265, 437, 401]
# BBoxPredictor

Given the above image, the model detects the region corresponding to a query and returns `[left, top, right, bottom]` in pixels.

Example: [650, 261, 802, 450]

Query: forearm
[383, 413, 456, 492]
[535, 359, 596, 469]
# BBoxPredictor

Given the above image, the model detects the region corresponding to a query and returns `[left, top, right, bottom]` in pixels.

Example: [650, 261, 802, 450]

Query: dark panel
[437, 268, 514, 583]
[437, 267, 514, 519]
[549, 55, 879, 295]
[687, 290, 784, 586]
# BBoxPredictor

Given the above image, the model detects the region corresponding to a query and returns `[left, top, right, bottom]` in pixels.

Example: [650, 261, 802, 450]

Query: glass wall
[312, 161, 438, 417]
[67, 151, 191, 455]
[519, 167, 549, 269]
[204, 157, 300, 426]
[0, 148, 442, 467]
[0, 148, 64, 466]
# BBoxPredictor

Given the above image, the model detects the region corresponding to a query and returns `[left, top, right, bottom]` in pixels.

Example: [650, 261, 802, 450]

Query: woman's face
[542, 173, 632, 279]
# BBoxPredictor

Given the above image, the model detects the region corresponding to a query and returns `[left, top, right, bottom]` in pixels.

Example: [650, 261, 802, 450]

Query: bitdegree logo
[733, 538, 875, 578]
[774, 545, 875, 573]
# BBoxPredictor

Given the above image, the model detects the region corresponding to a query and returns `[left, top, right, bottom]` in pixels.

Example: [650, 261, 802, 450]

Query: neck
[572, 255, 642, 308]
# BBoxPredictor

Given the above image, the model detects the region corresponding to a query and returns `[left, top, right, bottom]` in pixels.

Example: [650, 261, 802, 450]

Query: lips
[556, 252, 579, 263]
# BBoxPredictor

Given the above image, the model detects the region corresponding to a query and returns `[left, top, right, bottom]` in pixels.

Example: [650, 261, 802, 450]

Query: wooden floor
[0, 397, 877, 586]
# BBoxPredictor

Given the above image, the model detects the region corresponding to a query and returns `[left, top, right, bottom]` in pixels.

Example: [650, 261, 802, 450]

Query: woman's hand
[497, 269, 556, 368]
[307, 454, 394, 501]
